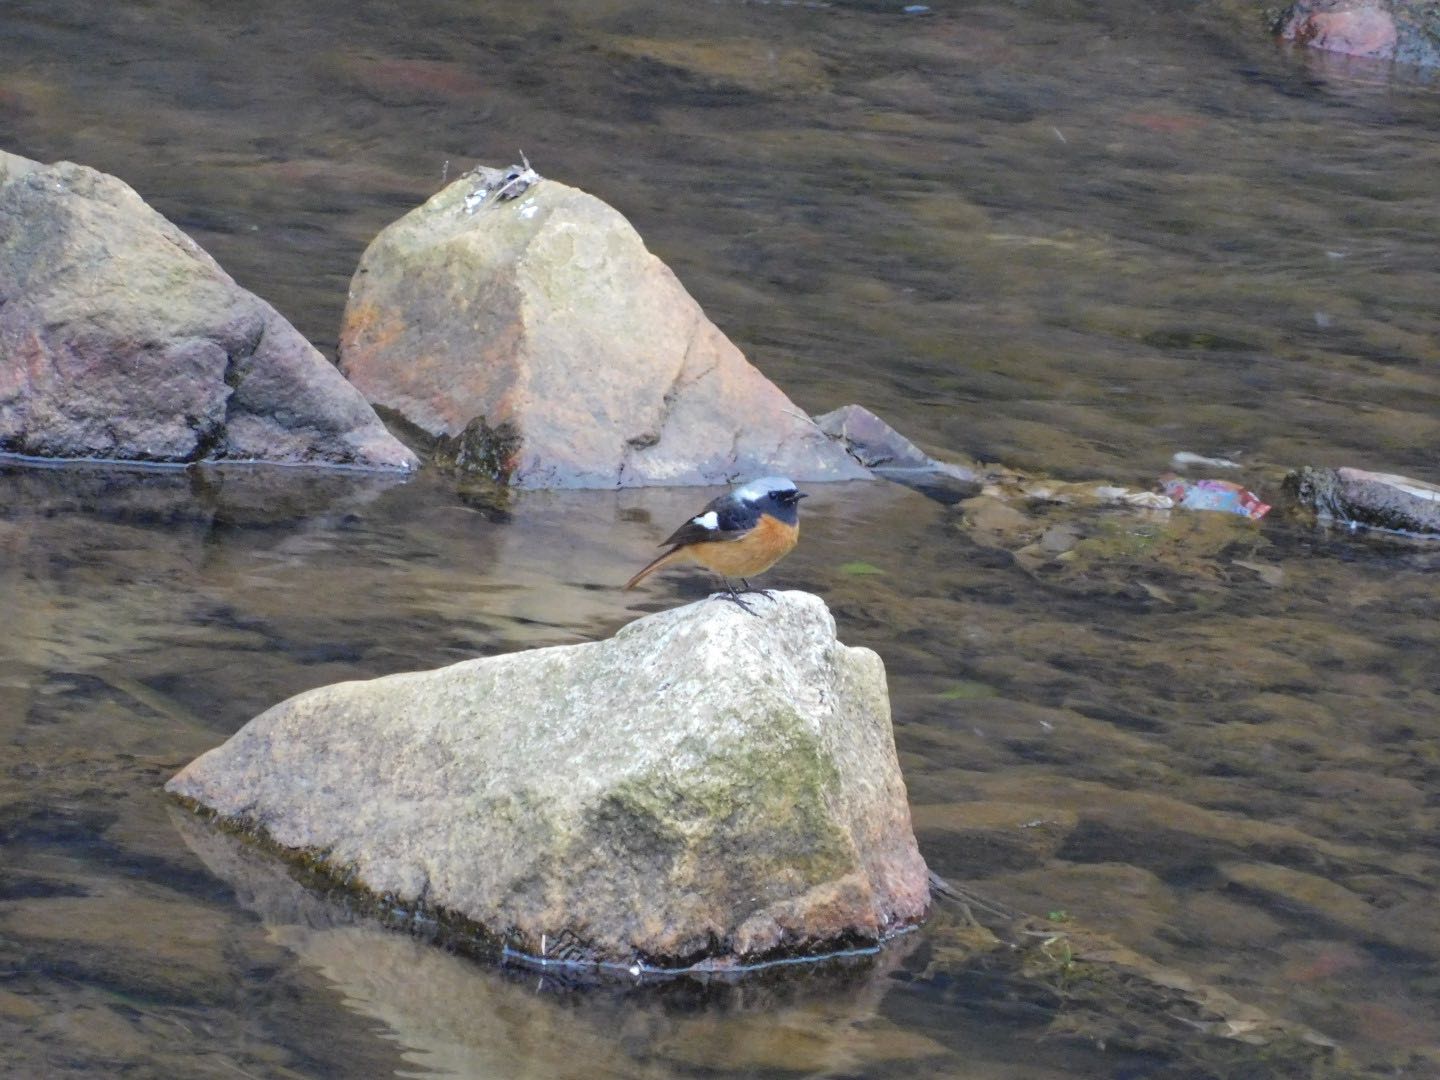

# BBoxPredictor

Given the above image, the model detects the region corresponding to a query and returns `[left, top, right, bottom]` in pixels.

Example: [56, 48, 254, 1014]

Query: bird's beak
[796, 492, 809, 500]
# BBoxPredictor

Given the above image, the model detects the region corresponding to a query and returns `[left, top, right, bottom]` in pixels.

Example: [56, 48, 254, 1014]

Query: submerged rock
[0, 150, 416, 470]
[337, 165, 868, 488]
[911, 801, 1077, 875]
[167, 591, 929, 970]
[1285, 465, 1440, 535]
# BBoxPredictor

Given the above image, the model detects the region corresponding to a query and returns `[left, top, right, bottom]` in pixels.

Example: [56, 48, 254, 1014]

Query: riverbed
[2, 1, 1438, 1076]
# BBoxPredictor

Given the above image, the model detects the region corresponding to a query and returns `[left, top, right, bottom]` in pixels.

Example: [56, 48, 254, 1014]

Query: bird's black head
[734, 476, 808, 525]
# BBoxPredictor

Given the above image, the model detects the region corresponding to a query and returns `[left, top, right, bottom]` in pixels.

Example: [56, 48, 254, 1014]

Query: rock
[1285, 465, 1440, 535]
[985, 863, 1180, 956]
[600, 37, 831, 95]
[908, 903, 1339, 1072]
[0, 887, 237, 1004]
[1277, 1, 1440, 67]
[1180, 890, 1287, 951]
[1221, 862, 1378, 928]
[167, 591, 929, 969]
[0, 149, 40, 184]
[955, 494, 1040, 549]
[337, 166, 868, 488]
[0, 152, 416, 470]
[1221, 862, 1440, 958]
[812, 404, 981, 504]
[960, 771, 1396, 882]
[1280, 0, 1399, 57]
[911, 801, 1077, 875]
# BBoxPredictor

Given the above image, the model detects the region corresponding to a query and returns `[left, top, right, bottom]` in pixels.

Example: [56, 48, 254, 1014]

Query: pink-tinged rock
[0, 149, 416, 470]
[338, 165, 870, 488]
[1279, 2, 1399, 58]
[168, 591, 929, 969]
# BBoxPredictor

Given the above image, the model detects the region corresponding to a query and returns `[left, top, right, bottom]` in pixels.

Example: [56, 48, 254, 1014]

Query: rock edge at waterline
[1286, 465, 1440, 535]
[0, 148, 417, 471]
[166, 591, 930, 971]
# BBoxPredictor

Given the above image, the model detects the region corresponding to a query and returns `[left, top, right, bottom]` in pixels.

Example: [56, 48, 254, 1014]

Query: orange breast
[685, 514, 799, 577]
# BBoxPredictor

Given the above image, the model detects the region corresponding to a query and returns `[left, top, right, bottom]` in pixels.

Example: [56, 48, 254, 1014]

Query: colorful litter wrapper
[1159, 476, 1271, 520]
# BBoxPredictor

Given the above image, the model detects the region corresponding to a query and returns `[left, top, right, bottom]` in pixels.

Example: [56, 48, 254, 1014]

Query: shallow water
[3, 0, 1440, 1077]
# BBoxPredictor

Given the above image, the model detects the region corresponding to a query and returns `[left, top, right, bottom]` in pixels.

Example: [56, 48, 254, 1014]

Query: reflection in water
[175, 811, 973, 1080]
[4, 0, 1440, 1075]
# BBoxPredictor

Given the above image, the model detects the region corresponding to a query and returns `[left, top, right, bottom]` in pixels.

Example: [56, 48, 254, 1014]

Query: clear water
[3, 2, 1440, 1077]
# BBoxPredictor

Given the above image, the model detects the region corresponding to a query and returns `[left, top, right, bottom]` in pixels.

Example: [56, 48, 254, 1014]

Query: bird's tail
[624, 546, 685, 590]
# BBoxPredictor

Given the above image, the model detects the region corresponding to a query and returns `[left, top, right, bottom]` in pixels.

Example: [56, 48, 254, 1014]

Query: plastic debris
[1092, 486, 1173, 509]
[1171, 451, 1240, 470]
[1159, 476, 1270, 520]
[461, 153, 541, 215]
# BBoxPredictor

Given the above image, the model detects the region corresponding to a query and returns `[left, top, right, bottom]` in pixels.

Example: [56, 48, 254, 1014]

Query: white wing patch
[692, 511, 720, 531]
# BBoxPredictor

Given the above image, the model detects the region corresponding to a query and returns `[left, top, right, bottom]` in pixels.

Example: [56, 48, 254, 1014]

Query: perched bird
[624, 476, 808, 610]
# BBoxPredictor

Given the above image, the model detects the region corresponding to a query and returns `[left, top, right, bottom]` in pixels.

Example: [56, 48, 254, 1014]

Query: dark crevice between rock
[189, 321, 263, 464]
[638, 310, 703, 451]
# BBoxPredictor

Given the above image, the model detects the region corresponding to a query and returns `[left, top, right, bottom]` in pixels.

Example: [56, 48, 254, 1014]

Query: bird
[624, 476, 808, 611]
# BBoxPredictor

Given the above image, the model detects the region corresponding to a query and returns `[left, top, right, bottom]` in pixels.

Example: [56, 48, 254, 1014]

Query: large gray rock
[167, 591, 929, 970]
[337, 165, 870, 488]
[1285, 465, 1440, 535]
[0, 151, 416, 470]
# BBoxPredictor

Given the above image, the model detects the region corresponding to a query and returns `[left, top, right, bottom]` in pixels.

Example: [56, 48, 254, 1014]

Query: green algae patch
[937, 681, 997, 701]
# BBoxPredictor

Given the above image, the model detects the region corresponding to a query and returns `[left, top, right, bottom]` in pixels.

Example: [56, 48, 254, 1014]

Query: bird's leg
[738, 578, 777, 601]
[717, 578, 758, 615]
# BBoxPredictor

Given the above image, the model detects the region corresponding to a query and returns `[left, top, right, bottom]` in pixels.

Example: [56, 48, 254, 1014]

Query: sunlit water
[3, 1, 1440, 1077]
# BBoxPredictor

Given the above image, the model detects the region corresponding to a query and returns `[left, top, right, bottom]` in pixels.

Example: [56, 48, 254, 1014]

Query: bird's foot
[737, 579, 778, 601]
[717, 584, 760, 616]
